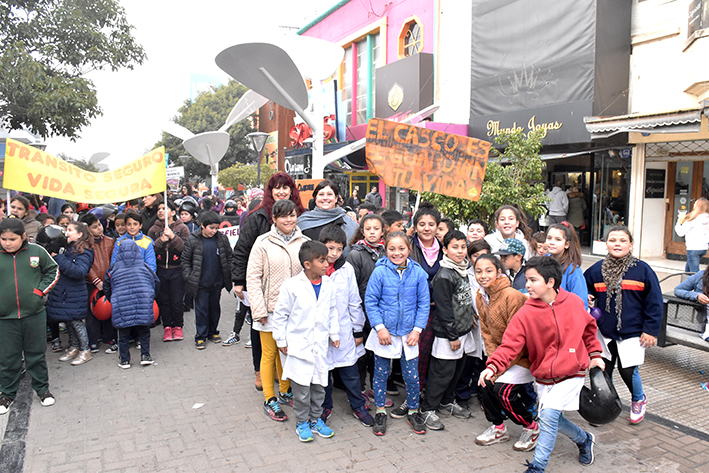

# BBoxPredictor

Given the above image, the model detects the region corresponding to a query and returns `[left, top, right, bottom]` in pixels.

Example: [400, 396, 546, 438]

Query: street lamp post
[246, 132, 269, 188]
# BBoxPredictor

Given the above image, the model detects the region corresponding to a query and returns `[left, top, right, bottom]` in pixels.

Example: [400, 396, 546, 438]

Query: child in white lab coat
[318, 224, 374, 427]
[273, 241, 341, 443]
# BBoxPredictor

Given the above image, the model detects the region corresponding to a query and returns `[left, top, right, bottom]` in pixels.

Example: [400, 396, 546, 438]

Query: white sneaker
[421, 410, 445, 430]
[514, 423, 540, 451]
[475, 424, 510, 446]
[39, 392, 56, 407]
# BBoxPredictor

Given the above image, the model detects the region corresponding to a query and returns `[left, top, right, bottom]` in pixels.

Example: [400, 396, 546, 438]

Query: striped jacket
[584, 260, 663, 339]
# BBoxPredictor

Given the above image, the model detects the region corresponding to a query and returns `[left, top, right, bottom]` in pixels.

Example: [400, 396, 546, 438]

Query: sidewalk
[1, 294, 704, 472]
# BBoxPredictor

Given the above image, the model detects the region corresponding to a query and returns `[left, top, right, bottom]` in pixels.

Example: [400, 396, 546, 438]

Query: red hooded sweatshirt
[486, 288, 602, 385]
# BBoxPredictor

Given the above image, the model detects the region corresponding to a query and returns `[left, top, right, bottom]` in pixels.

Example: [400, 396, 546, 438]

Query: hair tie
[561, 221, 570, 228]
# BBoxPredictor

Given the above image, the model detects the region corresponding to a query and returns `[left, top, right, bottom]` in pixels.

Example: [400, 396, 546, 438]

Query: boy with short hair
[495, 238, 527, 293]
[272, 241, 341, 442]
[419, 230, 476, 430]
[112, 213, 127, 238]
[181, 211, 233, 349]
[111, 212, 156, 272]
[104, 240, 160, 368]
[381, 209, 404, 235]
[479, 256, 604, 473]
[80, 213, 116, 353]
[318, 224, 373, 427]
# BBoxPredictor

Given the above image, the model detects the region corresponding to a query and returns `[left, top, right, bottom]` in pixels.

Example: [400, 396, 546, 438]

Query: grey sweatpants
[291, 380, 326, 423]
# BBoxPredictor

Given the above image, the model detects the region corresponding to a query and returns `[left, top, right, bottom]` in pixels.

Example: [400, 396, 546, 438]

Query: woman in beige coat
[246, 199, 309, 422]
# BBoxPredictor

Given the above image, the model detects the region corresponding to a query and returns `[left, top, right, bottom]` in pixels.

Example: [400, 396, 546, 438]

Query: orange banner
[365, 119, 491, 201]
[296, 179, 321, 209]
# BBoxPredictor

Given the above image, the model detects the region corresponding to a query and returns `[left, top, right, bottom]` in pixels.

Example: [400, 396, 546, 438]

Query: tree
[0, 0, 146, 139]
[154, 80, 256, 184]
[56, 152, 99, 172]
[421, 129, 548, 227]
[218, 162, 276, 190]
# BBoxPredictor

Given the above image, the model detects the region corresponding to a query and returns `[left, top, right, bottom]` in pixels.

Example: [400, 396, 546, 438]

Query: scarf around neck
[440, 255, 469, 278]
[420, 238, 440, 267]
[601, 252, 638, 332]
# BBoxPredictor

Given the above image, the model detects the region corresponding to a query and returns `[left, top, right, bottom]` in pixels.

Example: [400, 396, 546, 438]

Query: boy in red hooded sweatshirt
[479, 257, 604, 473]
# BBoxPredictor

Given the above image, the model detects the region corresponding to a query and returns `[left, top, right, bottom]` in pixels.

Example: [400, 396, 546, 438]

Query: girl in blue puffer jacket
[364, 231, 430, 436]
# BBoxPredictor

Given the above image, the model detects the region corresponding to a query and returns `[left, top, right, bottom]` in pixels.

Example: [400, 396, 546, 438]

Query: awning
[584, 109, 704, 139]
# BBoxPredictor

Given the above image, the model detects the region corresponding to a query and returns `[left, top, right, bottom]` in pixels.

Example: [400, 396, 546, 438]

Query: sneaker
[70, 350, 92, 365]
[421, 410, 444, 430]
[578, 431, 595, 465]
[279, 390, 294, 407]
[0, 395, 13, 415]
[373, 412, 387, 436]
[140, 355, 154, 366]
[514, 422, 540, 452]
[51, 338, 63, 353]
[38, 392, 55, 407]
[438, 401, 472, 419]
[475, 424, 510, 446]
[163, 327, 173, 342]
[321, 408, 332, 423]
[118, 360, 131, 369]
[311, 418, 334, 438]
[245, 339, 252, 348]
[135, 340, 141, 350]
[523, 460, 545, 473]
[386, 378, 400, 396]
[172, 327, 184, 341]
[210, 334, 221, 344]
[89, 344, 99, 353]
[195, 339, 206, 350]
[407, 411, 427, 435]
[353, 406, 374, 427]
[296, 421, 314, 442]
[390, 399, 408, 419]
[630, 394, 647, 424]
[264, 397, 287, 421]
[58, 347, 79, 362]
[222, 331, 240, 346]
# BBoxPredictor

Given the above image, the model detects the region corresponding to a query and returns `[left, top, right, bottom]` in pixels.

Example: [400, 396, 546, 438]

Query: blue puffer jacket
[104, 240, 159, 329]
[365, 257, 430, 336]
[47, 244, 94, 322]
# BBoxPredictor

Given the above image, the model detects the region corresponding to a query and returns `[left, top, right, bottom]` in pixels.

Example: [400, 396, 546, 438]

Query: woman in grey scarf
[297, 179, 358, 255]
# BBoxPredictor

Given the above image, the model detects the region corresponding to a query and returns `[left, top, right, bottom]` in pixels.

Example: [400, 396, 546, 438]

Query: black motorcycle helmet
[178, 200, 198, 219]
[224, 200, 238, 215]
[579, 367, 623, 425]
[35, 225, 68, 254]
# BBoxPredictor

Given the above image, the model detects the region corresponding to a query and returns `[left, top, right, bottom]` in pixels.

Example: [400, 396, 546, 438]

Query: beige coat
[246, 225, 309, 324]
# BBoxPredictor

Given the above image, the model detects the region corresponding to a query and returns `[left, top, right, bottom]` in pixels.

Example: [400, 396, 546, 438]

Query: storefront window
[591, 151, 631, 242]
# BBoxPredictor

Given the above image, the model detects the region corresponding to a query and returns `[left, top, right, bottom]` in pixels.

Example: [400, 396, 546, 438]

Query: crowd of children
[0, 183, 667, 473]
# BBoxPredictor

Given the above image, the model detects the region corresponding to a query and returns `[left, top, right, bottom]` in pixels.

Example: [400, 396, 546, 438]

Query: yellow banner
[3, 139, 167, 204]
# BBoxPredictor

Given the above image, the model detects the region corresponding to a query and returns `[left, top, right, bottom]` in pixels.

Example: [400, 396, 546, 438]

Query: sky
[45, 0, 336, 170]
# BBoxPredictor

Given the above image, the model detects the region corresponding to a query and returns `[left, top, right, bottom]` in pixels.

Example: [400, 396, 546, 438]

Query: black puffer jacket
[346, 242, 384, 313]
[231, 208, 271, 289]
[181, 231, 233, 295]
[431, 267, 476, 340]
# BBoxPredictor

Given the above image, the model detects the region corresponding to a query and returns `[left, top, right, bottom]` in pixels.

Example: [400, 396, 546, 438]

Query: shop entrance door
[590, 151, 631, 245]
[664, 161, 707, 256]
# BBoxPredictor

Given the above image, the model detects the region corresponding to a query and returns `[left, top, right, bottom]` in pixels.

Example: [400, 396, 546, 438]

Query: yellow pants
[259, 331, 290, 401]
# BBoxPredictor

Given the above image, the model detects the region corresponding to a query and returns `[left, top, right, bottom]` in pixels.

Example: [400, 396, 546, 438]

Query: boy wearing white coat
[319, 225, 374, 427]
[273, 241, 341, 443]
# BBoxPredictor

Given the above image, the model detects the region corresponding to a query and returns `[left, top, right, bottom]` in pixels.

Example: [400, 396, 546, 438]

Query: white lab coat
[326, 261, 366, 369]
[272, 272, 340, 387]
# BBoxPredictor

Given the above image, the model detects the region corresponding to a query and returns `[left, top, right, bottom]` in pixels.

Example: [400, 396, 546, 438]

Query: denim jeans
[373, 354, 419, 409]
[194, 287, 222, 341]
[686, 249, 706, 273]
[606, 340, 645, 402]
[323, 364, 366, 411]
[532, 408, 587, 471]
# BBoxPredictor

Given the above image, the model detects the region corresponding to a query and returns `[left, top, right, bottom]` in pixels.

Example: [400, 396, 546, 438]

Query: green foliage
[0, 0, 146, 138]
[218, 162, 275, 190]
[421, 129, 548, 227]
[154, 80, 256, 184]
